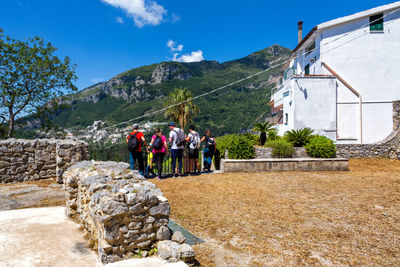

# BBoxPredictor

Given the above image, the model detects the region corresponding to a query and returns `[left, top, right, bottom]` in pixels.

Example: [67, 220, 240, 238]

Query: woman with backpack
[201, 128, 216, 172]
[149, 128, 169, 179]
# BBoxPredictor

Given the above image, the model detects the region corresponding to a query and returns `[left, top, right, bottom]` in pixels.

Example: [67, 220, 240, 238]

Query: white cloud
[116, 16, 124, 23]
[167, 40, 204, 62]
[101, 0, 167, 28]
[167, 40, 183, 52]
[173, 50, 204, 63]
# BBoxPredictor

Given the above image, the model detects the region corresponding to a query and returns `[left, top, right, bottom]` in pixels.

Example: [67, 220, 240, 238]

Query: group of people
[126, 122, 217, 179]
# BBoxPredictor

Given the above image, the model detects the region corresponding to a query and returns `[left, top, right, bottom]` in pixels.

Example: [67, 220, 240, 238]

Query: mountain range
[49, 44, 291, 136]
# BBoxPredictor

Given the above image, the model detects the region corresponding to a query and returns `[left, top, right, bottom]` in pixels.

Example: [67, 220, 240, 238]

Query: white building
[269, 2, 400, 144]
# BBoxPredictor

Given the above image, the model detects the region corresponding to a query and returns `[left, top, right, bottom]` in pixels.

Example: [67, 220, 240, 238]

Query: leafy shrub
[265, 139, 295, 158]
[241, 133, 259, 146]
[216, 134, 236, 158]
[305, 135, 336, 158]
[284, 128, 314, 147]
[216, 133, 258, 158]
[267, 129, 280, 141]
[227, 135, 255, 159]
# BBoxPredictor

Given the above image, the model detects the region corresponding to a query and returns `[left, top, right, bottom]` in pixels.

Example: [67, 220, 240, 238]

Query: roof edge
[293, 26, 318, 53]
[292, 1, 400, 53]
[318, 1, 400, 31]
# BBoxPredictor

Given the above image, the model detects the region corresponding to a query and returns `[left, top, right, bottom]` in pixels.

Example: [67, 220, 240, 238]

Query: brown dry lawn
[153, 159, 400, 266]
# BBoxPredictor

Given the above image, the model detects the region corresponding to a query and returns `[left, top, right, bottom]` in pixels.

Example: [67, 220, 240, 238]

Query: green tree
[252, 121, 274, 146]
[164, 87, 199, 130]
[0, 34, 77, 138]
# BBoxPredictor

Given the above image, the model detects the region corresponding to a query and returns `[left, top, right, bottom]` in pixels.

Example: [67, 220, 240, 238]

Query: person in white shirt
[168, 122, 184, 176]
[185, 125, 200, 173]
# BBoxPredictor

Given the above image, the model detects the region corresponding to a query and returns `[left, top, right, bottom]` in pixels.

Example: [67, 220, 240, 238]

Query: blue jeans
[129, 151, 144, 176]
[171, 149, 183, 175]
[203, 147, 214, 171]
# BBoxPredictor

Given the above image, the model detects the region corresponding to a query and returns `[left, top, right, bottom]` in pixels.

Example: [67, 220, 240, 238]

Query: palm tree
[253, 122, 274, 146]
[164, 87, 200, 130]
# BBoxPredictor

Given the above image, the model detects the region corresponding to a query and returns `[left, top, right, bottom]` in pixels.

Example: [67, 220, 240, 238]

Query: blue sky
[0, 0, 394, 91]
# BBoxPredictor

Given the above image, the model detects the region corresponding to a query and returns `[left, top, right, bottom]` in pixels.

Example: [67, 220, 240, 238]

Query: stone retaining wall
[221, 158, 349, 172]
[0, 138, 88, 183]
[255, 147, 308, 159]
[63, 161, 171, 263]
[336, 101, 400, 159]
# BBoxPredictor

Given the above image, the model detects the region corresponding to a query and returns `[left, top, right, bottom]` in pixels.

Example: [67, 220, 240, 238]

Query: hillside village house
[269, 2, 400, 144]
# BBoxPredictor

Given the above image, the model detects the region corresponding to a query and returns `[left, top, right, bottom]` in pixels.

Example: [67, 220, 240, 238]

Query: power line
[102, 62, 284, 130]
[101, 6, 400, 131]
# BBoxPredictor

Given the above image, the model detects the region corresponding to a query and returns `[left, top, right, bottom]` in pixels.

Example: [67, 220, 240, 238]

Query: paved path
[0, 207, 187, 267]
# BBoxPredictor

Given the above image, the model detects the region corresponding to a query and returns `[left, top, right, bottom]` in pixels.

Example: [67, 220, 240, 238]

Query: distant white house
[269, 1, 400, 144]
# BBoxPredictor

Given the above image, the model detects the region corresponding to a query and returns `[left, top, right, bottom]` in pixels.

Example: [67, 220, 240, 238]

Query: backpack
[173, 128, 186, 147]
[206, 137, 216, 148]
[153, 135, 163, 150]
[128, 132, 140, 152]
[191, 132, 201, 149]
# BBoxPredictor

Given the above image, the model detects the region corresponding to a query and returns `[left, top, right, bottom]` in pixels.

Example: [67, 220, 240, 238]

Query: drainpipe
[298, 21, 303, 44]
[359, 96, 363, 144]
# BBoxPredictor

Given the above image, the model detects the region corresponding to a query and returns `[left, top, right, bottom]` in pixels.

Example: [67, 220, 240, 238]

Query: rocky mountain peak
[151, 63, 193, 84]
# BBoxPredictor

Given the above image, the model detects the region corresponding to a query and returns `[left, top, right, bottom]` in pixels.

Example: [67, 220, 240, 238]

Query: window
[284, 66, 296, 80]
[370, 13, 383, 32]
[306, 41, 315, 57]
[305, 64, 310, 75]
[285, 113, 288, 125]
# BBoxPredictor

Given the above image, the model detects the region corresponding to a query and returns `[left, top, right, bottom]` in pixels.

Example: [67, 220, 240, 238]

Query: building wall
[320, 11, 400, 101]
[292, 76, 337, 140]
[337, 100, 400, 158]
[361, 102, 394, 143]
[320, 11, 400, 143]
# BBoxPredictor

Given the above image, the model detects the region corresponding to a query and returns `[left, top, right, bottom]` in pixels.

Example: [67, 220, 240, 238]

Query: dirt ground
[0, 179, 64, 211]
[152, 159, 400, 266]
[1, 159, 400, 266]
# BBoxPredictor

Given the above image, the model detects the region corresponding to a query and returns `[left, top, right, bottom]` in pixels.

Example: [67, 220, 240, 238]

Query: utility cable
[100, 6, 400, 131]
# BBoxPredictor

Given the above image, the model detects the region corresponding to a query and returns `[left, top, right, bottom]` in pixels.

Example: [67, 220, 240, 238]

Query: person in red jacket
[126, 123, 147, 175]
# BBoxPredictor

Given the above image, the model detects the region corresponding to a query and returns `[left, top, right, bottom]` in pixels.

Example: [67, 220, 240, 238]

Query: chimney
[298, 21, 303, 44]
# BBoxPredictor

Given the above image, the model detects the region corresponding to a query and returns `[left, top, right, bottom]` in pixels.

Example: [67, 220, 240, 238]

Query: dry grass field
[153, 159, 400, 266]
[1, 159, 399, 266]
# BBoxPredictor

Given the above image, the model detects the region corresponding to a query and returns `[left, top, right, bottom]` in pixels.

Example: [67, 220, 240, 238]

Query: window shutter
[305, 64, 310, 75]
[370, 13, 384, 32]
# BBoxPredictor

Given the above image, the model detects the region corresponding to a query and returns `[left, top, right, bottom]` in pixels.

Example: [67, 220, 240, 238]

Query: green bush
[265, 139, 295, 158]
[215, 134, 235, 157]
[241, 133, 259, 146]
[216, 133, 258, 158]
[284, 128, 314, 147]
[267, 129, 280, 141]
[305, 135, 336, 158]
[227, 135, 255, 159]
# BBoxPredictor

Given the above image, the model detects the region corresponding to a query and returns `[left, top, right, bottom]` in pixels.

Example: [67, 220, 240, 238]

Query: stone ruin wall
[0, 138, 88, 184]
[63, 161, 175, 263]
[336, 100, 400, 159]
